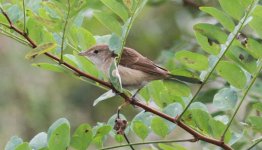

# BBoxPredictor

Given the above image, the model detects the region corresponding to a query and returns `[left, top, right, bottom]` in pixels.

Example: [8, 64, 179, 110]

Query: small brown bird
[79, 45, 201, 93]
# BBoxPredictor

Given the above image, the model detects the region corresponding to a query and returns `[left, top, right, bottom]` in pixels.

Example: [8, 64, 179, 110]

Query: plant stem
[0, 28, 30, 46]
[60, 0, 71, 63]
[247, 138, 262, 150]
[116, 0, 142, 65]
[100, 138, 196, 150]
[221, 60, 262, 140]
[22, 0, 26, 32]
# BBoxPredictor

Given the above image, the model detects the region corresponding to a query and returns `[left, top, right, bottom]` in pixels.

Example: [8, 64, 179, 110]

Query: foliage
[1, 0, 262, 150]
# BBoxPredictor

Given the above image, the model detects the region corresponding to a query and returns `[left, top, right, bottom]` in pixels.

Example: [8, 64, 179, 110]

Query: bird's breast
[117, 65, 158, 89]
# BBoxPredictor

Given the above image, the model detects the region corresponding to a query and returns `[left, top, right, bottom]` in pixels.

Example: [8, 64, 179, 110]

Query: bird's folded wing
[119, 47, 168, 77]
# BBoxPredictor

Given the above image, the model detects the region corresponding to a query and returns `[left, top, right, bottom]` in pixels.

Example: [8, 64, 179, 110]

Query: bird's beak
[78, 51, 86, 56]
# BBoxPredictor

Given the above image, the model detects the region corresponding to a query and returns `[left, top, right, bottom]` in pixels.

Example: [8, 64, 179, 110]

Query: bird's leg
[132, 87, 143, 99]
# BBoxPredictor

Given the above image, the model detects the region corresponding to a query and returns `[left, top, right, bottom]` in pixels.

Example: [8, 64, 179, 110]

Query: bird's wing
[119, 47, 168, 77]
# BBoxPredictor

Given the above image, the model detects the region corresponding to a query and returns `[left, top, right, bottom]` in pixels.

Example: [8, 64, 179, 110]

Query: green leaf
[101, 0, 129, 21]
[47, 118, 70, 150]
[194, 23, 227, 44]
[200, 7, 235, 31]
[109, 58, 123, 92]
[93, 90, 116, 106]
[175, 50, 209, 71]
[7, 4, 22, 23]
[0, 13, 9, 24]
[216, 61, 247, 89]
[71, 124, 93, 150]
[123, 0, 135, 12]
[64, 54, 99, 77]
[248, 116, 262, 132]
[114, 134, 124, 143]
[194, 31, 220, 55]
[253, 102, 262, 112]
[226, 46, 257, 74]
[189, 102, 209, 112]
[218, 0, 244, 20]
[15, 143, 31, 150]
[132, 111, 153, 126]
[191, 109, 211, 134]
[213, 88, 238, 111]
[109, 33, 122, 54]
[169, 68, 200, 79]
[5, 136, 23, 150]
[159, 143, 186, 150]
[95, 35, 112, 45]
[94, 11, 122, 35]
[209, 119, 231, 143]
[249, 6, 262, 38]
[27, 8, 62, 32]
[139, 86, 150, 102]
[163, 103, 183, 131]
[29, 132, 47, 150]
[246, 38, 262, 59]
[31, 63, 65, 73]
[92, 125, 112, 147]
[25, 43, 56, 60]
[132, 120, 149, 140]
[69, 26, 96, 50]
[158, 143, 176, 150]
[151, 116, 169, 138]
[26, 18, 55, 44]
[164, 80, 191, 97]
[148, 80, 169, 108]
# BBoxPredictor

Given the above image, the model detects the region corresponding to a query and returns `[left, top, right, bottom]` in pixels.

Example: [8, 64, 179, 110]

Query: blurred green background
[0, 0, 219, 148]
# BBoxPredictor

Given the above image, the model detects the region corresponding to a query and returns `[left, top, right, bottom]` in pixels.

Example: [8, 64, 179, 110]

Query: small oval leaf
[213, 88, 238, 111]
[216, 61, 247, 89]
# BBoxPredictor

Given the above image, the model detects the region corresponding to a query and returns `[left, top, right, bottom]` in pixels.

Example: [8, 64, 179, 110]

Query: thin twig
[116, 103, 134, 150]
[247, 138, 262, 150]
[60, 0, 71, 63]
[124, 134, 135, 150]
[22, 0, 26, 32]
[220, 0, 259, 141]
[116, 0, 142, 65]
[0, 22, 9, 28]
[221, 60, 262, 140]
[0, 28, 30, 46]
[100, 138, 196, 150]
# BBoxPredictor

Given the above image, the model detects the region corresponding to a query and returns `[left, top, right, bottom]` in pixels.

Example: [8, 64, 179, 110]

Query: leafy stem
[117, 0, 143, 65]
[247, 137, 262, 150]
[178, 0, 259, 121]
[221, 59, 262, 141]
[60, 0, 71, 64]
[22, 0, 26, 32]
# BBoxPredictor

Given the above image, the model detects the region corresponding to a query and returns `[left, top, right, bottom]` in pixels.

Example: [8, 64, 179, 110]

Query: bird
[79, 44, 202, 96]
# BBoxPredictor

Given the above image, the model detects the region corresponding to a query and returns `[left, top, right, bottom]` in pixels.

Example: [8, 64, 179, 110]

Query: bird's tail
[167, 73, 202, 84]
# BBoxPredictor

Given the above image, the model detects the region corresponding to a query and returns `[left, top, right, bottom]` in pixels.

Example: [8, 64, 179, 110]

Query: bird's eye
[93, 50, 99, 54]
